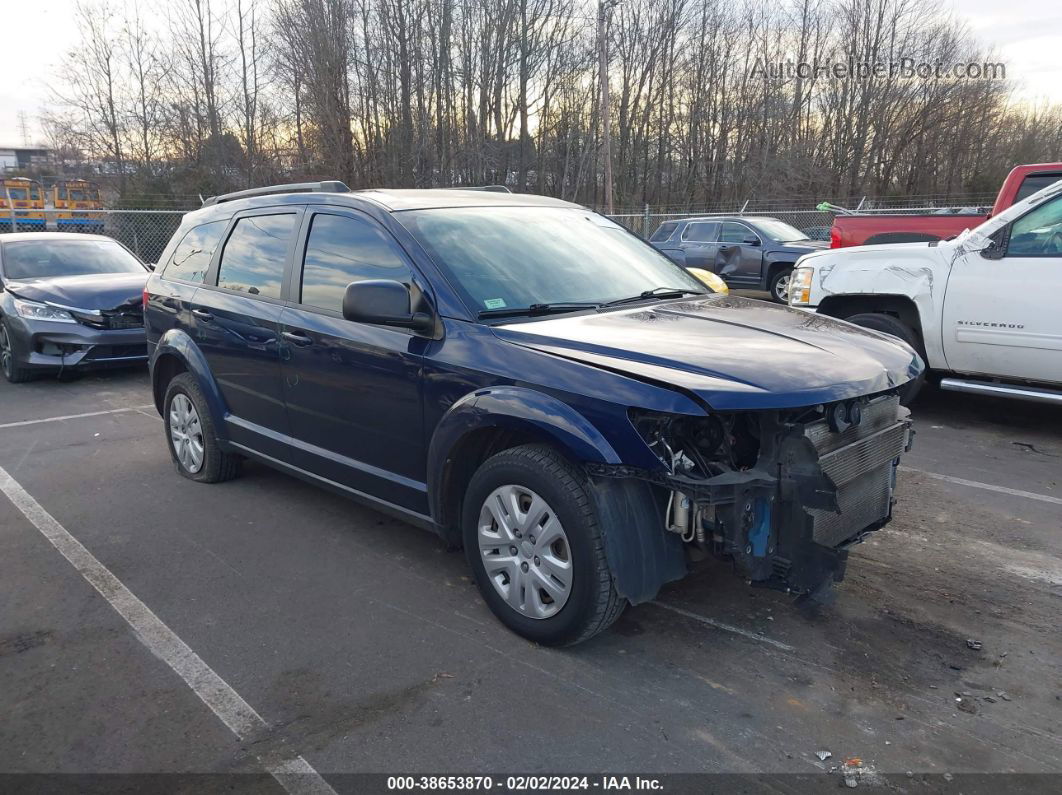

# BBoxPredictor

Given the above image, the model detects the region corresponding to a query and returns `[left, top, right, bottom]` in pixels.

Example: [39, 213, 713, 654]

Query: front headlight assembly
[12, 297, 77, 323]
[788, 266, 814, 306]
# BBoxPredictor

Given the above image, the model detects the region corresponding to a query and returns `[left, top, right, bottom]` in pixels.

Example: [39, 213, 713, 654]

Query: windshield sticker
[484, 298, 507, 309]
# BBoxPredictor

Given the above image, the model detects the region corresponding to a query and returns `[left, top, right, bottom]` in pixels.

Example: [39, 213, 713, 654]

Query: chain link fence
[0, 193, 996, 260]
[0, 208, 185, 264]
[603, 194, 996, 239]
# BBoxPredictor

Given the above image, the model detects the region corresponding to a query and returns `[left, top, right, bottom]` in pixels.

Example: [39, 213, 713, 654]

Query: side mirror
[342, 279, 433, 333]
[979, 229, 1007, 260]
[742, 235, 760, 246]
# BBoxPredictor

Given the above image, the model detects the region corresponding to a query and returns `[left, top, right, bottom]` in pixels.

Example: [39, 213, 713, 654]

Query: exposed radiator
[804, 395, 910, 547]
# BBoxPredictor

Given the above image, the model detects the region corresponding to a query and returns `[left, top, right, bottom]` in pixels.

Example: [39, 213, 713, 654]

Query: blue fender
[150, 329, 229, 439]
[427, 386, 621, 522]
[427, 385, 685, 604]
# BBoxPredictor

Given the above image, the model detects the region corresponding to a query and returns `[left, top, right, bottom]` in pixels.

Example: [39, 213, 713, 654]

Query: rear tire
[768, 266, 794, 303]
[0, 320, 34, 383]
[163, 373, 241, 483]
[845, 312, 925, 405]
[462, 444, 625, 646]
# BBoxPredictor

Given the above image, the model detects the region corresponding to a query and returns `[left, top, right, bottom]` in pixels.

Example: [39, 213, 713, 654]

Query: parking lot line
[901, 466, 1062, 506]
[0, 405, 156, 431]
[0, 463, 336, 794]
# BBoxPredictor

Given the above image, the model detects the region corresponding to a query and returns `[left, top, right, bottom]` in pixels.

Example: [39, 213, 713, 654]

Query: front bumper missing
[590, 395, 913, 595]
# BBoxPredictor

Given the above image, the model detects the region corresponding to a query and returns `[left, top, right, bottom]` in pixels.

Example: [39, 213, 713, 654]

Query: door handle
[191, 308, 213, 321]
[281, 330, 313, 346]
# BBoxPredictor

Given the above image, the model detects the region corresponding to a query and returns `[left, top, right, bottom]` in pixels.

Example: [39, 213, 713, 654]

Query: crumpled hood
[492, 295, 922, 410]
[798, 241, 935, 265]
[5, 272, 148, 312]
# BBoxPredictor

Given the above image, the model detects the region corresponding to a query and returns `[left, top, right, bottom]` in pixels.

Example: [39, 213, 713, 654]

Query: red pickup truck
[829, 163, 1062, 248]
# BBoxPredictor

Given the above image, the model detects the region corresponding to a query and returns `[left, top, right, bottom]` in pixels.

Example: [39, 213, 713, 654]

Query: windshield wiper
[477, 301, 601, 320]
[602, 287, 706, 308]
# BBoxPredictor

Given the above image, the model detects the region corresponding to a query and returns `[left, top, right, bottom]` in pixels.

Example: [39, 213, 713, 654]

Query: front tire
[845, 312, 925, 405]
[163, 373, 241, 483]
[0, 320, 34, 383]
[462, 444, 625, 646]
[768, 266, 794, 303]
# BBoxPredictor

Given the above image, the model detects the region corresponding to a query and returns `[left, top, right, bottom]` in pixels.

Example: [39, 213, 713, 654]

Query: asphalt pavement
[1, 365, 1059, 791]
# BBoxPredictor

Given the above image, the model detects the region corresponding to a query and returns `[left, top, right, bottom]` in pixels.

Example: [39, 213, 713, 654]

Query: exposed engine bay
[601, 392, 914, 599]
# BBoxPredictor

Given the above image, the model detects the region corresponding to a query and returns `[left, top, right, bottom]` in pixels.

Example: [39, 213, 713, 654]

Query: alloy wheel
[169, 393, 205, 474]
[477, 484, 573, 619]
[774, 272, 792, 302]
[0, 325, 12, 379]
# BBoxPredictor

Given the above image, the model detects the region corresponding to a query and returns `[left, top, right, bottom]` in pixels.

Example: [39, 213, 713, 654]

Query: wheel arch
[817, 293, 926, 350]
[427, 386, 621, 544]
[150, 329, 228, 435]
[763, 257, 795, 291]
[429, 388, 685, 604]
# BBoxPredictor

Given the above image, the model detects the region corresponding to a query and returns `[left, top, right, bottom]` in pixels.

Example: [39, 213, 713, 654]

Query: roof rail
[452, 185, 511, 193]
[202, 180, 351, 206]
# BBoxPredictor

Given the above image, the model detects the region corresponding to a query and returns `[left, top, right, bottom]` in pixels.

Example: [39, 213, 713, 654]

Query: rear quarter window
[649, 222, 677, 243]
[161, 220, 228, 284]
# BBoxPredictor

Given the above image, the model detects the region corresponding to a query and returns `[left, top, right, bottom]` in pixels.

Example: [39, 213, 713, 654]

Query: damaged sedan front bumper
[6, 314, 148, 372]
[593, 393, 913, 597]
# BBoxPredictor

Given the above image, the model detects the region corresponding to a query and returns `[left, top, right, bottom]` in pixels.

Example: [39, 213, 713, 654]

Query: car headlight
[12, 297, 77, 323]
[686, 267, 729, 294]
[788, 267, 814, 306]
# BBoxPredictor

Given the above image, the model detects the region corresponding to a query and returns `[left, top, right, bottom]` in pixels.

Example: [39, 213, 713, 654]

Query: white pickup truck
[788, 180, 1062, 405]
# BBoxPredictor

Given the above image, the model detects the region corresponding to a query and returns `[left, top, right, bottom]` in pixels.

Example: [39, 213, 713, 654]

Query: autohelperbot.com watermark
[750, 57, 1006, 81]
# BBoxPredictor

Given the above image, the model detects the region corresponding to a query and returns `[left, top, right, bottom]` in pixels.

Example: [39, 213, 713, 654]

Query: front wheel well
[767, 260, 795, 279]
[435, 426, 562, 545]
[818, 294, 925, 347]
[151, 354, 187, 415]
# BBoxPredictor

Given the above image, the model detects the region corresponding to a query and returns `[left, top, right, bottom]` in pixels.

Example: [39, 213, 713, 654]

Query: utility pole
[17, 111, 31, 147]
[597, 0, 617, 215]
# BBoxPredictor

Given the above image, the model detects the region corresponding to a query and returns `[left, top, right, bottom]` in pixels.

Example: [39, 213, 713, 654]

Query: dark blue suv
[145, 182, 920, 645]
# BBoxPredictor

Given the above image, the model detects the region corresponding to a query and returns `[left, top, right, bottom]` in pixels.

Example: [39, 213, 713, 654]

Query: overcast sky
[0, 0, 1058, 146]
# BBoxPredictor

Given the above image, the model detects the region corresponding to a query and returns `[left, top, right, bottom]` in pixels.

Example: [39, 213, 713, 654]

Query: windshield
[754, 219, 808, 242]
[398, 207, 706, 314]
[1, 239, 145, 280]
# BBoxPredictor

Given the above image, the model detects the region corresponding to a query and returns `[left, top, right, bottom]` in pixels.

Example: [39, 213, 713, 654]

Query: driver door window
[720, 223, 751, 243]
[1007, 195, 1062, 257]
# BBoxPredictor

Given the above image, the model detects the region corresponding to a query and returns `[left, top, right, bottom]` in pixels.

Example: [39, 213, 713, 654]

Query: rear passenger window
[216, 214, 296, 299]
[162, 220, 227, 283]
[300, 213, 412, 313]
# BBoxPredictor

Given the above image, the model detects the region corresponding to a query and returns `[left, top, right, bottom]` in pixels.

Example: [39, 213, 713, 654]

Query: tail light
[143, 287, 150, 309]
[829, 226, 842, 248]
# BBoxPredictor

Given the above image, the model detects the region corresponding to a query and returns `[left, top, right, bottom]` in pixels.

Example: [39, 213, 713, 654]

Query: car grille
[804, 395, 911, 547]
[83, 344, 148, 361]
[75, 308, 144, 330]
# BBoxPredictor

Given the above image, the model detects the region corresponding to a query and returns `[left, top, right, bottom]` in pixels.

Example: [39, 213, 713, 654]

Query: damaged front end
[605, 393, 913, 597]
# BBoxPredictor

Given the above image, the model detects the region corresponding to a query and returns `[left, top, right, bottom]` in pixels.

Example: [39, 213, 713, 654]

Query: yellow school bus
[0, 177, 46, 231]
[52, 179, 105, 232]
